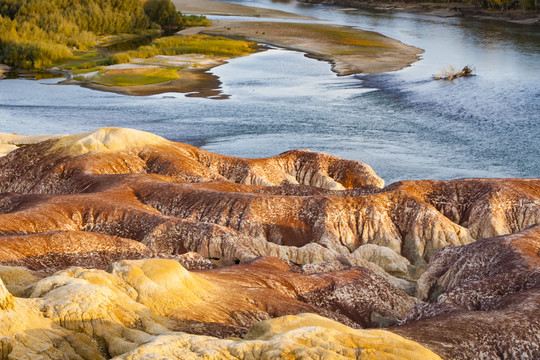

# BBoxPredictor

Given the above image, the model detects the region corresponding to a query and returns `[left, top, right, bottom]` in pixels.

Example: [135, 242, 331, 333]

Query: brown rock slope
[392, 225, 540, 359]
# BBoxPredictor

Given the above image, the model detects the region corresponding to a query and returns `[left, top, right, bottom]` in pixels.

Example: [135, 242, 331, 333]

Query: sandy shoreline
[299, 0, 540, 25]
[173, 0, 316, 20]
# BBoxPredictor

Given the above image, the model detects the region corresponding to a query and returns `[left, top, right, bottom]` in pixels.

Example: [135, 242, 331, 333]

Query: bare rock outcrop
[0, 230, 216, 274]
[391, 225, 540, 359]
[0, 132, 65, 157]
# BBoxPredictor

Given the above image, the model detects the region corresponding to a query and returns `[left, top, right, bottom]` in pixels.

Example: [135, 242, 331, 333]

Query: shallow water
[1, 0, 538, 184]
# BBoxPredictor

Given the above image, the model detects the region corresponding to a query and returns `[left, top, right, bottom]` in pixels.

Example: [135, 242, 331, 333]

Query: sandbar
[197, 20, 423, 75]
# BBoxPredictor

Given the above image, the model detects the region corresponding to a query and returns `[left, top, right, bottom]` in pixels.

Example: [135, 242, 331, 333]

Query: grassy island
[62, 34, 257, 89]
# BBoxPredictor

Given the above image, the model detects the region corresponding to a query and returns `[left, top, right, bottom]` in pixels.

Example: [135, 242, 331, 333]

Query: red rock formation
[1, 128, 537, 276]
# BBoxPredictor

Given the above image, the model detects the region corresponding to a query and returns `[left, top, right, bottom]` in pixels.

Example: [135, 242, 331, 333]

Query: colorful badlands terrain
[0, 128, 538, 359]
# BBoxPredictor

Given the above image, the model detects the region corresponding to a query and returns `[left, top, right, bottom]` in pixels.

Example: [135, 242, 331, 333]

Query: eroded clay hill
[0, 128, 538, 359]
[0, 128, 537, 276]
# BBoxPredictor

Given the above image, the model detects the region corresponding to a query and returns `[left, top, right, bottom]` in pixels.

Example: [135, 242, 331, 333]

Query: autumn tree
[143, 0, 179, 31]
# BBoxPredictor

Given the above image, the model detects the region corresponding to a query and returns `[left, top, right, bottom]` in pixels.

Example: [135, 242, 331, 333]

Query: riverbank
[173, 0, 316, 19]
[0, 64, 9, 79]
[53, 34, 260, 97]
[298, 0, 540, 25]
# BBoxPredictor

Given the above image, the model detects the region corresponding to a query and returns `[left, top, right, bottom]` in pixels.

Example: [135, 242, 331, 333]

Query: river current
[0, 0, 538, 184]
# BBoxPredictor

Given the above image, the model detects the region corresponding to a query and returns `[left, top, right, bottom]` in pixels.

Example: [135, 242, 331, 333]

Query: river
[0, 0, 538, 184]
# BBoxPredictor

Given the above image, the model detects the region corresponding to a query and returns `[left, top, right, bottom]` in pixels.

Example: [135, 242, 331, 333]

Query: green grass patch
[92, 67, 180, 86]
[153, 35, 258, 56]
[72, 66, 105, 75]
[111, 35, 258, 64]
[59, 34, 257, 71]
[59, 51, 108, 70]
[295, 24, 393, 50]
[61, 58, 110, 70]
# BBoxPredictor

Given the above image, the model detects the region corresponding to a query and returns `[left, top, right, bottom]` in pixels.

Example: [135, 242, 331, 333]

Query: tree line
[0, 0, 210, 70]
[299, 0, 537, 11]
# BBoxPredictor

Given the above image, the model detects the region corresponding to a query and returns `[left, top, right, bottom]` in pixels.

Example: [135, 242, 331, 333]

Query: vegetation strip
[0, 0, 214, 70]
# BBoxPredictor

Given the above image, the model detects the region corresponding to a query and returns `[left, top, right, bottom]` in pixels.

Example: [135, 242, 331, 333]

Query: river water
[0, 0, 538, 184]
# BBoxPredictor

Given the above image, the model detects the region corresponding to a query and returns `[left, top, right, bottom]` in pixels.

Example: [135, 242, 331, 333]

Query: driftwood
[433, 65, 474, 80]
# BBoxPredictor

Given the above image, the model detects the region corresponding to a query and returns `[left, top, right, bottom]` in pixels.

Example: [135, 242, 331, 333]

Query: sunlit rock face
[391, 225, 540, 359]
[0, 259, 438, 360]
[0, 277, 14, 310]
[0, 128, 537, 276]
[115, 313, 441, 360]
[0, 128, 538, 359]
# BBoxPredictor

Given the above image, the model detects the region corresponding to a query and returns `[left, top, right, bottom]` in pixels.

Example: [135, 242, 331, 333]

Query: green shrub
[179, 15, 211, 28]
[144, 0, 178, 31]
[110, 52, 132, 65]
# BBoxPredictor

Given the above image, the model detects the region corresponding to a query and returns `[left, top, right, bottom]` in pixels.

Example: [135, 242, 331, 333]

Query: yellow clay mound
[117, 313, 442, 359]
[50, 127, 169, 155]
[244, 313, 442, 360]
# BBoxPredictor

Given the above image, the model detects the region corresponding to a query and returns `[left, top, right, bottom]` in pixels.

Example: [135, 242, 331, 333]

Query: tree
[143, 0, 178, 31]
